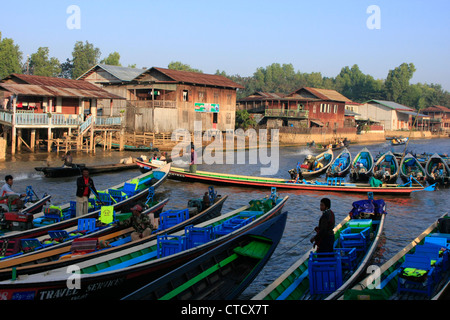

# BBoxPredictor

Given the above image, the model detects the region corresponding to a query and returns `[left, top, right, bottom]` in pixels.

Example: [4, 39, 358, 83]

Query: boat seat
[339, 227, 370, 252]
[96, 191, 115, 205]
[327, 177, 345, 185]
[185, 225, 213, 249]
[92, 250, 158, 274]
[122, 183, 137, 197]
[77, 218, 98, 233]
[308, 252, 343, 295]
[398, 254, 436, 297]
[20, 238, 44, 253]
[335, 248, 357, 270]
[157, 234, 186, 258]
[158, 209, 189, 231]
[108, 189, 127, 202]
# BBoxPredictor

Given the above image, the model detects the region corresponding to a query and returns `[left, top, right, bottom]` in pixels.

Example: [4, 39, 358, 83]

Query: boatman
[1, 175, 26, 210]
[190, 145, 198, 173]
[310, 198, 335, 253]
[62, 151, 73, 167]
[75, 168, 98, 217]
[119, 204, 154, 241]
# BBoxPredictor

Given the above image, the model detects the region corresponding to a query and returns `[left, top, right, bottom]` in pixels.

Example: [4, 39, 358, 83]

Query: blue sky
[1, 0, 449, 90]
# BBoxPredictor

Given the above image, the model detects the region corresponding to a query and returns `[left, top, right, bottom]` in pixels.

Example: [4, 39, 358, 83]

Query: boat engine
[0, 210, 34, 231]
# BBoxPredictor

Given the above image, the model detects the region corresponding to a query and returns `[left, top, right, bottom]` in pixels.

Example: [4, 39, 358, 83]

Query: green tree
[168, 61, 202, 73]
[0, 32, 22, 79]
[385, 63, 416, 102]
[72, 41, 101, 79]
[100, 51, 121, 66]
[29, 47, 61, 77]
[235, 109, 257, 129]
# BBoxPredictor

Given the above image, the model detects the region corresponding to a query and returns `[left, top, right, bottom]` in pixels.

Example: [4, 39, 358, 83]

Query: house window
[183, 90, 189, 102]
[214, 92, 219, 104]
[334, 105, 337, 113]
[227, 94, 232, 105]
[198, 91, 205, 102]
[320, 104, 324, 113]
[327, 104, 331, 113]
[313, 105, 316, 113]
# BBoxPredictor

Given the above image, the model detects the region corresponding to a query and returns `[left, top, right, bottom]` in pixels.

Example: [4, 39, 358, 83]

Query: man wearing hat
[124, 204, 154, 241]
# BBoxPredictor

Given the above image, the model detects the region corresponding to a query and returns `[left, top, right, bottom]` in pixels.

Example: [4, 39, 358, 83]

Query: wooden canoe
[35, 162, 139, 178]
[0, 164, 170, 242]
[373, 151, 399, 184]
[136, 160, 424, 195]
[0, 191, 288, 300]
[425, 153, 450, 186]
[300, 149, 334, 178]
[344, 213, 450, 300]
[350, 147, 374, 182]
[0, 191, 228, 280]
[399, 153, 427, 184]
[252, 196, 387, 300]
[326, 148, 352, 178]
[122, 211, 288, 300]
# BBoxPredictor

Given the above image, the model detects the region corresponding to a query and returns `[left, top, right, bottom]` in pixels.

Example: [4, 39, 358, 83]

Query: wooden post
[103, 131, 107, 150]
[30, 129, 36, 152]
[47, 127, 52, 152]
[109, 131, 112, 149]
[17, 129, 22, 151]
[119, 128, 125, 151]
[11, 96, 16, 155]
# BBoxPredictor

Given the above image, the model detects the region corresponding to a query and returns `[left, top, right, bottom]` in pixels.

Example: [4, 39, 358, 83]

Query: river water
[1, 138, 450, 299]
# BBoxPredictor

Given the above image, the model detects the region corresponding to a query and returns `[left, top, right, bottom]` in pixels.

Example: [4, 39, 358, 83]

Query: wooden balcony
[265, 109, 309, 119]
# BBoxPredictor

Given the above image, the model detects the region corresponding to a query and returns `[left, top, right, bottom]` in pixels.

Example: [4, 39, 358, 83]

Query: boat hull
[136, 161, 423, 195]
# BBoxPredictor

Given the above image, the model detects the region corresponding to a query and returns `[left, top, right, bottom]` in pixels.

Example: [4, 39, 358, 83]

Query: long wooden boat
[391, 137, 408, 145]
[0, 188, 51, 216]
[373, 151, 399, 184]
[425, 153, 450, 186]
[0, 164, 170, 242]
[122, 211, 288, 300]
[35, 162, 139, 178]
[326, 148, 352, 178]
[252, 196, 387, 300]
[399, 153, 427, 184]
[350, 147, 374, 182]
[0, 190, 288, 300]
[136, 160, 424, 195]
[309, 140, 350, 152]
[0, 196, 169, 263]
[344, 213, 450, 300]
[299, 149, 333, 178]
[0, 189, 227, 280]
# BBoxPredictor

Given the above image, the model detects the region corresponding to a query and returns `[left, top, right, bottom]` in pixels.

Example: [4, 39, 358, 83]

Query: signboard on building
[194, 103, 219, 113]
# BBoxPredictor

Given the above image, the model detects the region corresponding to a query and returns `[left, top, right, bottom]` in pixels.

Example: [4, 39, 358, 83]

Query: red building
[422, 105, 450, 132]
[238, 87, 350, 129]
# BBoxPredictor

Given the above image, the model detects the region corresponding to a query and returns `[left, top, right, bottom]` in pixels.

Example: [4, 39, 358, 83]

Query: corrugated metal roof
[368, 100, 413, 111]
[0, 83, 124, 99]
[134, 67, 244, 89]
[423, 105, 450, 113]
[77, 64, 146, 82]
[238, 91, 286, 101]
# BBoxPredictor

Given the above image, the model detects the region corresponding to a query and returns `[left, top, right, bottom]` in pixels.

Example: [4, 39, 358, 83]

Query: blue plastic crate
[159, 209, 189, 230]
[157, 234, 186, 258]
[77, 218, 97, 233]
[108, 189, 127, 202]
[308, 252, 343, 295]
[185, 225, 212, 249]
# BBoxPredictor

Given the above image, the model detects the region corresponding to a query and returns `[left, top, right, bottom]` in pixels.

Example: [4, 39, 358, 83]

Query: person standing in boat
[76, 168, 98, 217]
[310, 198, 335, 253]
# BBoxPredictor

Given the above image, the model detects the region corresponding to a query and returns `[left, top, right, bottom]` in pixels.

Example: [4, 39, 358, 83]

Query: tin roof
[289, 87, 351, 102]
[77, 64, 146, 82]
[0, 74, 124, 99]
[422, 105, 450, 113]
[134, 67, 244, 89]
[366, 99, 413, 111]
[238, 91, 286, 101]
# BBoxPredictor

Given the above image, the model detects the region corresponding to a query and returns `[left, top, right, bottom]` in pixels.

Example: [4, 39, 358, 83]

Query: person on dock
[76, 168, 98, 217]
[120, 204, 154, 241]
[190, 146, 198, 173]
[62, 151, 73, 167]
[310, 198, 335, 253]
[1, 175, 26, 210]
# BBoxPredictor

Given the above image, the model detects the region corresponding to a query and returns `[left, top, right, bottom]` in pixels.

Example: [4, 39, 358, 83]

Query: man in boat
[75, 168, 98, 217]
[120, 204, 154, 241]
[62, 151, 73, 167]
[0, 175, 26, 210]
[190, 146, 198, 173]
[310, 198, 335, 253]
